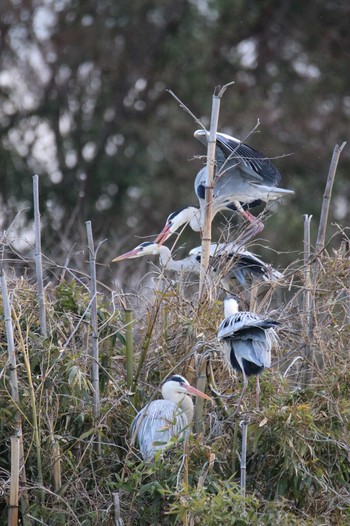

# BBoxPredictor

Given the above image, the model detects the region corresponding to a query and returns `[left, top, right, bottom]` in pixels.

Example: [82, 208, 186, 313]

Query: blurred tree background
[0, 0, 349, 277]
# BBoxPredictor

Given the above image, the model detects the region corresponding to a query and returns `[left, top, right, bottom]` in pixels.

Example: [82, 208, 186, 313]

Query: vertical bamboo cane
[85, 221, 101, 453]
[0, 269, 29, 521]
[194, 354, 208, 435]
[112, 492, 124, 526]
[33, 174, 47, 337]
[124, 309, 134, 391]
[315, 142, 346, 255]
[240, 419, 248, 507]
[302, 215, 313, 386]
[8, 436, 20, 526]
[199, 82, 235, 300]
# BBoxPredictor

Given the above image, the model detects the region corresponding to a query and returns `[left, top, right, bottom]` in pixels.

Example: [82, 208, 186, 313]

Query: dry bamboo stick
[124, 309, 134, 391]
[302, 215, 314, 386]
[0, 269, 29, 520]
[85, 221, 101, 454]
[33, 174, 47, 337]
[8, 436, 20, 526]
[112, 492, 124, 526]
[86, 221, 100, 417]
[240, 419, 248, 503]
[199, 82, 234, 300]
[315, 142, 346, 255]
[194, 354, 208, 435]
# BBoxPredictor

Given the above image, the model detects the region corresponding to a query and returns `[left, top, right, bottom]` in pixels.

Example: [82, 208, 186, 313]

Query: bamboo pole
[302, 215, 314, 386]
[85, 221, 101, 453]
[240, 419, 248, 504]
[112, 492, 124, 526]
[33, 174, 47, 337]
[315, 142, 346, 255]
[14, 316, 44, 500]
[194, 354, 208, 435]
[0, 269, 29, 522]
[199, 82, 234, 300]
[8, 436, 20, 526]
[124, 309, 134, 391]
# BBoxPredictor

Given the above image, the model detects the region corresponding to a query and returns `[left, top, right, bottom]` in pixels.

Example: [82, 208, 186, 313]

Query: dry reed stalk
[13, 314, 44, 501]
[302, 215, 314, 387]
[85, 221, 101, 453]
[199, 82, 234, 300]
[315, 142, 346, 255]
[240, 419, 248, 503]
[0, 269, 29, 520]
[52, 439, 62, 492]
[124, 309, 134, 391]
[8, 436, 20, 526]
[112, 492, 124, 526]
[33, 174, 47, 337]
[194, 354, 208, 434]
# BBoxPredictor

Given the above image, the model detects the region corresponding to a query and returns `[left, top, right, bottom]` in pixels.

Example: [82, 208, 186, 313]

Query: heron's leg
[233, 201, 264, 244]
[231, 366, 248, 418]
[256, 375, 260, 409]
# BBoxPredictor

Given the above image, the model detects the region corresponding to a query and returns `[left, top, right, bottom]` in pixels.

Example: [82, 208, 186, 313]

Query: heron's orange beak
[112, 248, 141, 262]
[185, 384, 212, 401]
[154, 224, 172, 245]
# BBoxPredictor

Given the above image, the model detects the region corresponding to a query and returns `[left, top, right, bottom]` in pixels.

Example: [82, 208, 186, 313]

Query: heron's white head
[112, 241, 162, 262]
[154, 207, 201, 245]
[223, 296, 240, 317]
[161, 375, 211, 404]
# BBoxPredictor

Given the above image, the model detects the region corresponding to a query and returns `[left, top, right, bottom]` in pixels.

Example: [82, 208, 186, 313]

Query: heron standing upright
[218, 297, 279, 411]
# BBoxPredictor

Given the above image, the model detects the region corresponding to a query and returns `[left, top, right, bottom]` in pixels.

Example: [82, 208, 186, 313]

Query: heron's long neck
[158, 246, 197, 273]
[180, 395, 194, 424]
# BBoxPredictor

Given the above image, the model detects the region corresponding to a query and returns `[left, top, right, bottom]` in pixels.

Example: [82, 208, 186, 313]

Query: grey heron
[155, 130, 294, 244]
[131, 375, 211, 461]
[218, 297, 279, 410]
[112, 241, 282, 286]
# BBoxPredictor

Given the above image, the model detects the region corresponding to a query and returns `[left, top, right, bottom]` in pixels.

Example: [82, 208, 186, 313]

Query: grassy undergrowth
[1, 236, 350, 525]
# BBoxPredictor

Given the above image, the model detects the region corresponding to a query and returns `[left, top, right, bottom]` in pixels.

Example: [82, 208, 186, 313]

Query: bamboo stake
[8, 436, 20, 526]
[315, 142, 346, 255]
[240, 419, 248, 504]
[124, 309, 134, 391]
[14, 316, 44, 507]
[0, 269, 29, 521]
[302, 215, 314, 386]
[112, 492, 124, 526]
[199, 82, 234, 300]
[85, 221, 101, 453]
[33, 174, 47, 337]
[194, 354, 208, 434]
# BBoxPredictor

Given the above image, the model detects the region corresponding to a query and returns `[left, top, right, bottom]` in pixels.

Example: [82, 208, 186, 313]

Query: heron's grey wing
[215, 133, 282, 187]
[233, 327, 271, 368]
[131, 400, 188, 461]
[218, 312, 278, 339]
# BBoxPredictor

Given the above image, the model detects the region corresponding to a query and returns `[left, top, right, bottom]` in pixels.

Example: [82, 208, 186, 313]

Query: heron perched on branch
[131, 375, 211, 461]
[218, 297, 279, 410]
[112, 241, 282, 287]
[155, 130, 294, 244]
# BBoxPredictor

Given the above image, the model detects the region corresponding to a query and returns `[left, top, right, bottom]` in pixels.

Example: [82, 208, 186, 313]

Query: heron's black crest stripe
[139, 242, 154, 248]
[165, 375, 186, 385]
[168, 208, 187, 221]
